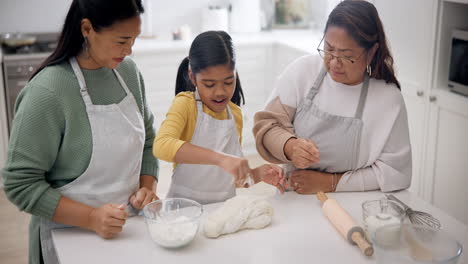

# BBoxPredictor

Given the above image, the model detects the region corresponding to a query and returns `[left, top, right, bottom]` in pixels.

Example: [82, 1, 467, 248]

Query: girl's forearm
[173, 142, 225, 166]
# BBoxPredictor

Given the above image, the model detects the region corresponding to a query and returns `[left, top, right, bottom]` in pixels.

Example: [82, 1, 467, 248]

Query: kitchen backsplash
[0, 0, 331, 37]
[0, 0, 72, 33]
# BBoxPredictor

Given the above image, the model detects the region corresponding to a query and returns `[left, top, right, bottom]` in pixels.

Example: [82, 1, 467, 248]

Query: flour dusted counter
[52, 191, 468, 264]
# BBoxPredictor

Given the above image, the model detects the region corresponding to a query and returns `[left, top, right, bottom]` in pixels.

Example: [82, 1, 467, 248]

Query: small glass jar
[362, 199, 405, 241]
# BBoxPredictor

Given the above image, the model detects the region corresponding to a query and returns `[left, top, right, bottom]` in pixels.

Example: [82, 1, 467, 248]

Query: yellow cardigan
[153, 91, 243, 166]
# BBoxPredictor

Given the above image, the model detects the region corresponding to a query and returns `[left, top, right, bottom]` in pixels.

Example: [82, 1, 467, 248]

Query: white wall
[0, 0, 229, 36]
[149, 0, 228, 40]
[0, 0, 329, 37]
[0, 0, 72, 33]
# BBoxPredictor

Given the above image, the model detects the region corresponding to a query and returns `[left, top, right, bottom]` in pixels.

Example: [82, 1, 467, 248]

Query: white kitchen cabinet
[400, 84, 429, 195]
[238, 43, 308, 156]
[236, 43, 271, 156]
[132, 49, 188, 131]
[272, 43, 309, 78]
[132, 49, 188, 176]
[424, 89, 468, 225]
[377, 0, 468, 225]
[373, 0, 438, 197]
[422, 0, 468, 225]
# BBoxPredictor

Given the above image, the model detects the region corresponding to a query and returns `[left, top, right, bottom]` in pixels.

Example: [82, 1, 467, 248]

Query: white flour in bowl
[147, 216, 198, 248]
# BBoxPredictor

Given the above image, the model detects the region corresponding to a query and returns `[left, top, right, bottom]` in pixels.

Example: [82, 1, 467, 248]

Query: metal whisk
[386, 194, 441, 229]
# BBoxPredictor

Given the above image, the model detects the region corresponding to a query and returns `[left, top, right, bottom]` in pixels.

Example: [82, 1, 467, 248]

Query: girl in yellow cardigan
[153, 31, 287, 204]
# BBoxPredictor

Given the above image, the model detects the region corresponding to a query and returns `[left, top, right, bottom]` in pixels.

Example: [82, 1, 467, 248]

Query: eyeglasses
[316, 37, 366, 65]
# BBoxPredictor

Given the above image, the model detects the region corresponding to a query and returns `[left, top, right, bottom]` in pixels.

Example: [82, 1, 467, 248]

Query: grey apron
[166, 91, 243, 204]
[39, 57, 145, 264]
[284, 67, 369, 176]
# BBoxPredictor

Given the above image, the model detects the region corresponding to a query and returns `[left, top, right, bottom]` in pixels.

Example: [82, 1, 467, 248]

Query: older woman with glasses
[253, 0, 412, 194]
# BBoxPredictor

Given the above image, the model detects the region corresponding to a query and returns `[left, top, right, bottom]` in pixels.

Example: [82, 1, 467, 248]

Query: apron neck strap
[354, 75, 369, 120]
[69, 57, 131, 105]
[69, 57, 88, 93]
[306, 66, 328, 101]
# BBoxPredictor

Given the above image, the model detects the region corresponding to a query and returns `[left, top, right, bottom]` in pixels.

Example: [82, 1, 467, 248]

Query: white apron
[39, 57, 145, 264]
[284, 67, 369, 176]
[166, 91, 243, 204]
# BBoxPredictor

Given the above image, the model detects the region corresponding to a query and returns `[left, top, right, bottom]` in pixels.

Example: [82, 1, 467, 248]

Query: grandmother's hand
[290, 170, 341, 194]
[284, 138, 320, 169]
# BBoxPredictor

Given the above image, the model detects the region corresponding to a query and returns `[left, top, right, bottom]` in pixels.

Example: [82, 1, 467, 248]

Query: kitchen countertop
[52, 191, 467, 264]
[132, 29, 323, 55]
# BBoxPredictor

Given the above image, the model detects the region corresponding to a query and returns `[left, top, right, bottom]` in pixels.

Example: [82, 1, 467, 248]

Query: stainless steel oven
[1, 32, 58, 134]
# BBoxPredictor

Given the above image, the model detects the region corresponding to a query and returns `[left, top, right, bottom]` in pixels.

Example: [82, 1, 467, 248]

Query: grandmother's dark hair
[175, 30, 245, 106]
[326, 0, 400, 89]
[30, 0, 144, 80]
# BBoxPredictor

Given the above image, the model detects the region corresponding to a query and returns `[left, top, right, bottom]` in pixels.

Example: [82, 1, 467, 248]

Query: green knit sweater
[2, 57, 159, 264]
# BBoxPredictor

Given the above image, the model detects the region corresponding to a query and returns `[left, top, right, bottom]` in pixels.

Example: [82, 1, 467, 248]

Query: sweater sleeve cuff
[140, 160, 159, 181]
[335, 169, 380, 192]
[30, 188, 62, 220]
[263, 129, 295, 163]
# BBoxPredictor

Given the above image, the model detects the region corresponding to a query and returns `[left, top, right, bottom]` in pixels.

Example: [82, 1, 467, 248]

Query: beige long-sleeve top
[253, 55, 412, 192]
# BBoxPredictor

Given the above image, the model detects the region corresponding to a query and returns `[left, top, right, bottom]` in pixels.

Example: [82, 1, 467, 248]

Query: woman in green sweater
[2, 0, 159, 263]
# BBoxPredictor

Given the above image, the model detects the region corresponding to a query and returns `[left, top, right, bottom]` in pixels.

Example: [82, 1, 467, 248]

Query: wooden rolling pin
[317, 192, 374, 256]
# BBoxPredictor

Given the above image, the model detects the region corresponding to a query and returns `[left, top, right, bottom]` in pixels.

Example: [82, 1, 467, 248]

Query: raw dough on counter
[203, 195, 274, 238]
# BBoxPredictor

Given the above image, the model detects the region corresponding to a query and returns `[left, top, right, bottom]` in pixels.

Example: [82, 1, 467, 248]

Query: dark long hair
[175, 31, 245, 106]
[30, 0, 144, 80]
[325, 0, 400, 89]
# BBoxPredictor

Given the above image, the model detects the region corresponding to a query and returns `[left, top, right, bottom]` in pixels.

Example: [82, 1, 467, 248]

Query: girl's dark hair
[175, 31, 245, 106]
[30, 0, 144, 80]
[325, 0, 400, 89]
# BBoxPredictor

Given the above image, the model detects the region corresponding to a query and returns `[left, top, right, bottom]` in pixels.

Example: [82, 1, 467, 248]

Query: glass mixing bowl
[143, 198, 203, 248]
[372, 223, 463, 264]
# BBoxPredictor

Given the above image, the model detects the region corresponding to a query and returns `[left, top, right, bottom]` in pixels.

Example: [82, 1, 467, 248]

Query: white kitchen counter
[52, 191, 467, 264]
[132, 29, 322, 55]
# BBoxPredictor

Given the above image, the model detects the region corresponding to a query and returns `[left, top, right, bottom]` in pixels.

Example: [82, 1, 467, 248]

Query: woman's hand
[218, 154, 252, 187]
[290, 170, 341, 194]
[88, 203, 128, 239]
[284, 138, 320, 169]
[252, 164, 288, 193]
[130, 187, 159, 210]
